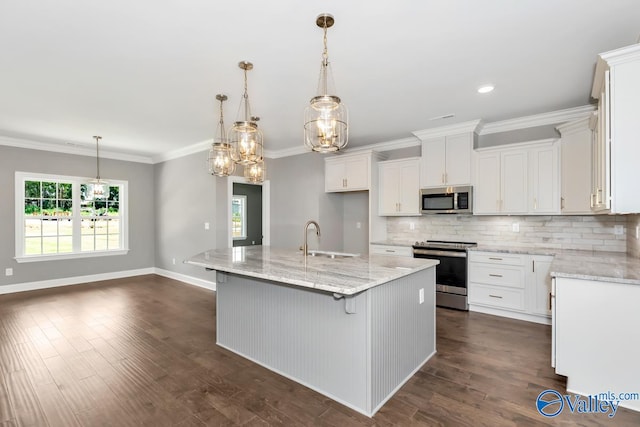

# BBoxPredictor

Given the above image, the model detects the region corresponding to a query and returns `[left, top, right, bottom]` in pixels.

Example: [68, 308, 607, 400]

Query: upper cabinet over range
[413, 120, 481, 189]
[590, 43, 640, 214]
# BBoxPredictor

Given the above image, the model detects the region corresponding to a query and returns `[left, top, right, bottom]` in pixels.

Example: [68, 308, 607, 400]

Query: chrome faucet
[303, 220, 321, 255]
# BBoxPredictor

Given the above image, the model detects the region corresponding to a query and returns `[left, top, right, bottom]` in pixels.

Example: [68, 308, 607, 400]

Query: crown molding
[412, 119, 483, 140]
[0, 135, 153, 164]
[264, 145, 308, 159]
[479, 105, 595, 135]
[152, 139, 212, 163]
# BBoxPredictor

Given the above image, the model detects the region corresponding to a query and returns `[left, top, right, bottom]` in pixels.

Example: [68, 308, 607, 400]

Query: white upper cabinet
[590, 44, 640, 214]
[528, 143, 559, 214]
[378, 158, 421, 216]
[325, 152, 375, 192]
[475, 139, 560, 215]
[557, 118, 593, 214]
[413, 120, 481, 189]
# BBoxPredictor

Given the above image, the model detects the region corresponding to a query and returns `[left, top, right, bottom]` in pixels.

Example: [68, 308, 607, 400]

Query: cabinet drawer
[469, 252, 525, 266]
[369, 245, 412, 257]
[469, 264, 525, 288]
[469, 283, 525, 311]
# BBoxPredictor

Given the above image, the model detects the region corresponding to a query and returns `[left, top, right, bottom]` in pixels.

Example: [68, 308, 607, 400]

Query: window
[231, 195, 247, 240]
[15, 172, 128, 262]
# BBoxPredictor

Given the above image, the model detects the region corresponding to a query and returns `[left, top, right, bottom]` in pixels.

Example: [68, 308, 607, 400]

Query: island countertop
[185, 246, 439, 295]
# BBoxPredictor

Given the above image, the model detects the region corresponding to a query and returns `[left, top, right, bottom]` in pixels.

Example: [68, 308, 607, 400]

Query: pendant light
[207, 94, 236, 177]
[88, 136, 108, 200]
[229, 61, 263, 165]
[244, 160, 266, 183]
[304, 13, 348, 153]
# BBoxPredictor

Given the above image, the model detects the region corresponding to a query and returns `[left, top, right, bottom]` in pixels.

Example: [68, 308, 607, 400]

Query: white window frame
[231, 194, 247, 240]
[15, 171, 129, 263]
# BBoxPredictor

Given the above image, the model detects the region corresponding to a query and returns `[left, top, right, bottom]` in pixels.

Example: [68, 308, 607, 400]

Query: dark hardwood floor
[1, 275, 638, 426]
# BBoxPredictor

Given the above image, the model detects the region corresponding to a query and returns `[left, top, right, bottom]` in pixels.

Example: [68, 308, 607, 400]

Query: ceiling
[1, 1, 639, 161]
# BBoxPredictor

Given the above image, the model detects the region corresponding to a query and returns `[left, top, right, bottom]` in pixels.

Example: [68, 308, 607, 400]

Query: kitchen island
[185, 246, 438, 417]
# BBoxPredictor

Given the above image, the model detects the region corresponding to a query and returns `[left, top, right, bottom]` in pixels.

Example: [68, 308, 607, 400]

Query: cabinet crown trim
[475, 138, 558, 153]
[592, 44, 640, 98]
[412, 119, 483, 140]
[324, 150, 387, 163]
[555, 117, 591, 136]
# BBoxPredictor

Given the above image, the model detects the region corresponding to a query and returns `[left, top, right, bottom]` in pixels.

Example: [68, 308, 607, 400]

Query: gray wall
[269, 153, 344, 251]
[154, 150, 221, 280]
[342, 192, 369, 255]
[0, 145, 155, 287]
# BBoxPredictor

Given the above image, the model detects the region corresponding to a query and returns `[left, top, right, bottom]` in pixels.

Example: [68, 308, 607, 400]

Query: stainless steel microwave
[421, 186, 473, 214]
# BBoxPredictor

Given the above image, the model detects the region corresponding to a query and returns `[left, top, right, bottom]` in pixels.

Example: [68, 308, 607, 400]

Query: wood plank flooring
[1, 274, 638, 426]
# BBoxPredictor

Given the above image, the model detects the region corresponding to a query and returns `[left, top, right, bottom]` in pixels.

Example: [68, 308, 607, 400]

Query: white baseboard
[153, 268, 216, 291]
[469, 304, 552, 325]
[0, 267, 217, 295]
[0, 268, 155, 295]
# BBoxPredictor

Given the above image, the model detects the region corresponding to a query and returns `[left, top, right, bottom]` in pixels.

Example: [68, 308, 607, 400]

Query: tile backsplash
[387, 215, 627, 252]
[627, 214, 640, 258]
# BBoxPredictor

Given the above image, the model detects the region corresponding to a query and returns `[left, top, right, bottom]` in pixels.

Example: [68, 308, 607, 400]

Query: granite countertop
[185, 246, 438, 295]
[550, 251, 640, 285]
[470, 244, 640, 285]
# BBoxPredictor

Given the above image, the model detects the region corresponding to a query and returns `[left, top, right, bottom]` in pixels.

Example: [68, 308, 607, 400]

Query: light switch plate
[5, 268, 13, 276]
[204, 222, 210, 230]
[512, 223, 520, 232]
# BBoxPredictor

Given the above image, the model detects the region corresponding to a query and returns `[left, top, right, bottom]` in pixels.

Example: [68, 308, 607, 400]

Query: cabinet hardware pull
[561, 197, 565, 210]
[489, 257, 502, 260]
[590, 193, 595, 208]
[532, 260, 535, 273]
[534, 198, 538, 210]
[385, 249, 395, 253]
[489, 274, 503, 278]
[442, 173, 445, 184]
[549, 292, 552, 310]
[489, 294, 503, 299]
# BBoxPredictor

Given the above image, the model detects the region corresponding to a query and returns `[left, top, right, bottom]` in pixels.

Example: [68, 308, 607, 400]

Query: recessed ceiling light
[477, 85, 495, 94]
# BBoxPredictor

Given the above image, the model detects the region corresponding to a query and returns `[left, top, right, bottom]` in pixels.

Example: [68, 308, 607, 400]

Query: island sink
[307, 249, 359, 258]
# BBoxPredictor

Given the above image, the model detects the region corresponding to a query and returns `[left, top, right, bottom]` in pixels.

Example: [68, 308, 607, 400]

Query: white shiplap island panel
[185, 246, 439, 417]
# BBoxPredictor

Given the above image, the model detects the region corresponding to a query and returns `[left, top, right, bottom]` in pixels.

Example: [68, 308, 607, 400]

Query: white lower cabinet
[468, 251, 553, 324]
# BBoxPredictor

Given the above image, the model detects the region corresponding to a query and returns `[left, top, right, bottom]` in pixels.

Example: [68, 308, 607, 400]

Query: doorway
[227, 176, 270, 248]
[232, 183, 262, 247]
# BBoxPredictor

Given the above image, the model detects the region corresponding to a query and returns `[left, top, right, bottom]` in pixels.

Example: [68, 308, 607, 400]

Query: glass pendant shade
[244, 160, 265, 183]
[208, 142, 235, 176]
[230, 61, 264, 165]
[304, 13, 349, 153]
[89, 136, 108, 199]
[208, 94, 236, 177]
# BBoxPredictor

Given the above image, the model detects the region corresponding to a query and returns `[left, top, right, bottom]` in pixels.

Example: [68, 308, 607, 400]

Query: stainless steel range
[412, 240, 477, 310]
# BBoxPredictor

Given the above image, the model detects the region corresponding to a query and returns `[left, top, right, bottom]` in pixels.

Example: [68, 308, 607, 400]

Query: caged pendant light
[87, 136, 109, 200]
[304, 13, 348, 153]
[229, 61, 264, 165]
[207, 94, 236, 177]
[244, 160, 266, 183]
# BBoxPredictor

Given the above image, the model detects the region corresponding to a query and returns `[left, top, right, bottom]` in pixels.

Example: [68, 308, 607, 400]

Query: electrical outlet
[204, 222, 210, 230]
[419, 288, 424, 304]
[614, 225, 624, 235]
[512, 223, 520, 232]
[409, 222, 415, 230]
[356, 222, 362, 229]
[172, 258, 176, 265]
[5, 268, 13, 277]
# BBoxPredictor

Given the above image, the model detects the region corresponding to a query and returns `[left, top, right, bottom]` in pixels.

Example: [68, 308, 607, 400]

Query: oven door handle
[413, 249, 467, 258]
